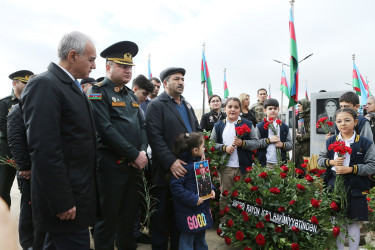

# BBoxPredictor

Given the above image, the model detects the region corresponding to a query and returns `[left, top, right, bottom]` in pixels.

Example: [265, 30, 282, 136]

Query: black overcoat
[146, 92, 201, 187]
[21, 62, 98, 233]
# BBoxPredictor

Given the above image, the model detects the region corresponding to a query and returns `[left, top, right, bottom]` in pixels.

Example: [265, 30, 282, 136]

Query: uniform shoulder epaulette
[94, 81, 106, 87]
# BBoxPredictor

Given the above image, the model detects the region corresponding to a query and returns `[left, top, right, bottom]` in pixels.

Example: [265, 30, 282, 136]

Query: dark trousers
[0, 164, 16, 207]
[151, 187, 180, 250]
[94, 152, 141, 250]
[43, 228, 89, 250]
[18, 178, 45, 250]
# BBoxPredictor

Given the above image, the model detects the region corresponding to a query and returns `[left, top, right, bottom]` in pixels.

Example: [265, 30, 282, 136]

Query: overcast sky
[1, 0, 374, 109]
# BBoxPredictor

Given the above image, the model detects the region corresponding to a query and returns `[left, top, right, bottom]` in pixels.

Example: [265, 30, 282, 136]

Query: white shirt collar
[226, 117, 241, 124]
[56, 64, 75, 82]
[338, 131, 356, 143]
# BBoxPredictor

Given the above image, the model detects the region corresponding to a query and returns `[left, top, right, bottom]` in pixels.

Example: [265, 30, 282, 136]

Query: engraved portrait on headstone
[316, 98, 339, 134]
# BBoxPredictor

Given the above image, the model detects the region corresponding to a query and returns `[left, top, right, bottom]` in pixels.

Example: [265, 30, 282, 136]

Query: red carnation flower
[232, 190, 239, 198]
[227, 219, 234, 227]
[224, 206, 230, 213]
[256, 198, 262, 206]
[235, 127, 244, 136]
[275, 226, 283, 233]
[295, 168, 304, 175]
[291, 226, 300, 233]
[244, 247, 252, 250]
[244, 178, 252, 183]
[289, 200, 296, 205]
[263, 118, 267, 122]
[310, 169, 318, 174]
[367, 198, 371, 202]
[278, 206, 285, 212]
[207, 158, 211, 163]
[236, 205, 242, 210]
[243, 213, 249, 221]
[276, 119, 282, 125]
[311, 198, 320, 208]
[280, 165, 289, 172]
[305, 174, 314, 182]
[301, 163, 307, 168]
[204, 135, 209, 140]
[259, 172, 268, 178]
[296, 184, 305, 191]
[333, 227, 340, 237]
[236, 231, 244, 241]
[217, 228, 222, 235]
[210, 146, 215, 152]
[265, 214, 270, 221]
[330, 201, 339, 211]
[291, 243, 300, 250]
[255, 234, 266, 246]
[268, 117, 274, 122]
[242, 210, 248, 216]
[222, 190, 229, 196]
[219, 210, 224, 215]
[280, 172, 287, 178]
[233, 176, 241, 182]
[317, 169, 326, 174]
[304, 159, 309, 163]
[256, 221, 264, 229]
[264, 121, 270, 130]
[212, 171, 218, 177]
[311, 216, 319, 224]
[251, 186, 259, 192]
[270, 187, 281, 194]
[225, 237, 231, 245]
[116, 160, 121, 164]
[246, 166, 253, 172]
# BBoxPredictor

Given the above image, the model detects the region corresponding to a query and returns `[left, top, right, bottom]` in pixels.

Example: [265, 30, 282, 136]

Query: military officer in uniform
[250, 88, 268, 124]
[88, 41, 148, 250]
[0, 70, 33, 208]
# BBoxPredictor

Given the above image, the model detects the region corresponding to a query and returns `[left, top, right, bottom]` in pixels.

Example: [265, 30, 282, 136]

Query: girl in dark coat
[318, 109, 375, 249]
[170, 133, 215, 250]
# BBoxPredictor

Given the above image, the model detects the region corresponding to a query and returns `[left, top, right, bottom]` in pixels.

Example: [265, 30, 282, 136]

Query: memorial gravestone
[310, 91, 346, 156]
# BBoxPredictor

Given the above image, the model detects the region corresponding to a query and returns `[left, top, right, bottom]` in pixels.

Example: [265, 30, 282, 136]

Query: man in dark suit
[21, 31, 98, 249]
[146, 67, 201, 250]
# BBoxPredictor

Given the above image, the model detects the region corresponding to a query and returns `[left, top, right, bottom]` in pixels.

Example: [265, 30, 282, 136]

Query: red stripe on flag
[289, 21, 296, 42]
[353, 69, 358, 79]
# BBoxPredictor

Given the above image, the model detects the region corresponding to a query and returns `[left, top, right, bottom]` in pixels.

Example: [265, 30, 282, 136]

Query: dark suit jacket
[21, 62, 98, 233]
[146, 92, 201, 187]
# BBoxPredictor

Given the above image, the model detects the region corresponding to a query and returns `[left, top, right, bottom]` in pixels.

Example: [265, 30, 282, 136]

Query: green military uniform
[88, 41, 147, 250]
[295, 99, 311, 170]
[250, 100, 266, 124]
[0, 70, 33, 207]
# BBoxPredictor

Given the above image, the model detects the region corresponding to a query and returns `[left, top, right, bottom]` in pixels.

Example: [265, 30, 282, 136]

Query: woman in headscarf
[295, 99, 310, 170]
[365, 95, 375, 142]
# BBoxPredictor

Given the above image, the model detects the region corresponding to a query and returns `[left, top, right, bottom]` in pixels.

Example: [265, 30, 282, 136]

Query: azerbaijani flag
[201, 50, 213, 98]
[280, 69, 290, 98]
[224, 70, 229, 99]
[353, 62, 371, 105]
[305, 86, 309, 100]
[288, 8, 299, 108]
[148, 55, 152, 79]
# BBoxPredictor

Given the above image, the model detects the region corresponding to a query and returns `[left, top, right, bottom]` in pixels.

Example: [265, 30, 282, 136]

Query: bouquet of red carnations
[223, 124, 251, 167]
[328, 141, 352, 157]
[263, 117, 283, 166]
[316, 117, 334, 134]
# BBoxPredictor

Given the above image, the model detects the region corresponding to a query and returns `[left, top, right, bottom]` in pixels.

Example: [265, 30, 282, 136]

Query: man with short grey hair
[21, 31, 98, 249]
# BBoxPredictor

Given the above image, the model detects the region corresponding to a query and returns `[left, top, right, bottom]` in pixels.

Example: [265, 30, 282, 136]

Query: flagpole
[224, 67, 226, 100]
[290, 0, 296, 165]
[281, 63, 284, 121]
[202, 42, 206, 114]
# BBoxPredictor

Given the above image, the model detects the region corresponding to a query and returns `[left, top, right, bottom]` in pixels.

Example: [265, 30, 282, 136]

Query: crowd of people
[0, 30, 374, 250]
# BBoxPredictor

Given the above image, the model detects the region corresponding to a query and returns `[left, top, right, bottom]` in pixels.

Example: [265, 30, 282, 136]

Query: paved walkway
[9, 179, 375, 249]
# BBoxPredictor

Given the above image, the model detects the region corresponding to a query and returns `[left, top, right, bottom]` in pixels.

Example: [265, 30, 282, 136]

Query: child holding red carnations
[318, 108, 375, 249]
[170, 132, 215, 250]
[210, 97, 259, 224]
[256, 98, 293, 168]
